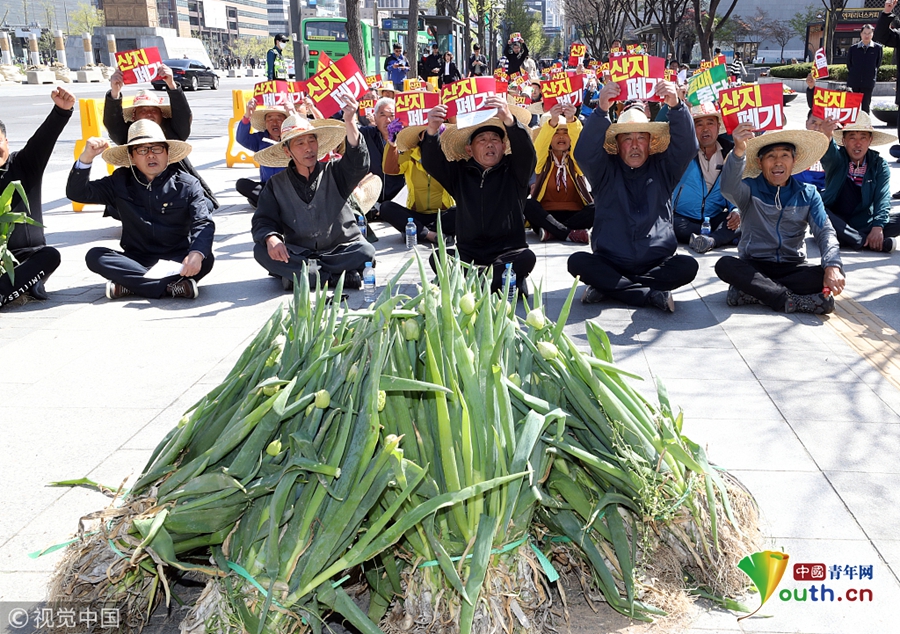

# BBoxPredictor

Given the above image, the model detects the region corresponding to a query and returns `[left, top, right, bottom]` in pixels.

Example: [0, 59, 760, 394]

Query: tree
[406, 0, 419, 77]
[692, 0, 740, 59]
[68, 2, 104, 36]
[647, 0, 692, 58]
[819, 0, 849, 63]
[766, 19, 794, 63]
[345, 0, 366, 73]
[436, 0, 459, 17]
[789, 4, 821, 43]
[562, 0, 629, 60]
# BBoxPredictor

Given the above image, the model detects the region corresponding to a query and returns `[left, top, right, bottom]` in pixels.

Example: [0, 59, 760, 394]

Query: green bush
[878, 65, 897, 81]
[768, 63, 813, 78]
[768, 63, 895, 82]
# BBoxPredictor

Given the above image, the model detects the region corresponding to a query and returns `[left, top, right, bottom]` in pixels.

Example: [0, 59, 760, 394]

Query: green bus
[301, 18, 377, 78]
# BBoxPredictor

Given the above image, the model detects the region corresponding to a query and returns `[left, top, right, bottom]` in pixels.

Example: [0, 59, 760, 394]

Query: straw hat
[250, 107, 290, 134]
[254, 115, 347, 168]
[396, 125, 429, 153]
[742, 129, 829, 179]
[832, 111, 894, 147]
[101, 119, 191, 167]
[604, 105, 670, 154]
[122, 90, 173, 122]
[350, 173, 382, 215]
[690, 102, 725, 136]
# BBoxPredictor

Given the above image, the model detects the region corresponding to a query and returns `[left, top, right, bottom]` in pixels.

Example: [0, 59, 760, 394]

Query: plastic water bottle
[405, 218, 417, 249]
[363, 262, 376, 302]
[502, 263, 516, 301]
[701, 216, 711, 236]
[357, 215, 367, 238]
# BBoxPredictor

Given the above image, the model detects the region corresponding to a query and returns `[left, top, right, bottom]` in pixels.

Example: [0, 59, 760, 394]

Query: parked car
[152, 59, 219, 91]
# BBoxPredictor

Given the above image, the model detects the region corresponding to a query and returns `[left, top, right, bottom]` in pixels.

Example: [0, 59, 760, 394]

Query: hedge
[768, 62, 896, 82]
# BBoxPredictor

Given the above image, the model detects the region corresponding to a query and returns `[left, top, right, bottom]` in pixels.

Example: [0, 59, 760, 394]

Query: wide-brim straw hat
[102, 119, 191, 167]
[532, 113, 569, 142]
[832, 112, 895, 147]
[255, 116, 347, 168]
[350, 173, 382, 214]
[123, 90, 172, 122]
[604, 106, 670, 154]
[396, 125, 428, 153]
[742, 129, 829, 179]
[250, 107, 290, 134]
[690, 102, 726, 136]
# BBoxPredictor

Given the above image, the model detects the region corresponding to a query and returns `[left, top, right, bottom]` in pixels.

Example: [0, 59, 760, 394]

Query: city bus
[301, 17, 377, 78]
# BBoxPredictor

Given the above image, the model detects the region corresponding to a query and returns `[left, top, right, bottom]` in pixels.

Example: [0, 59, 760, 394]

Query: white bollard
[82, 32, 92, 64]
[54, 30, 67, 68]
[106, 34, 116, 65]
[28, 33, 40, 67]
[0, 32, 12, 66]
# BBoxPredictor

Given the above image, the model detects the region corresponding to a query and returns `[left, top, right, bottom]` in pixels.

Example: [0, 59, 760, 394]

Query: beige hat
[832, 111, 894, 147]
[350, 173, 382, 215]
[250, 107, 290, 134]
[396, 125, 429, 153]
[690, 102, 726, 136]
[438, 103, 533, 162]
[122, 90, 172, 122]
[101, 119, 191, 167]
[742, 129, 829, 179]
[254, 115, 347, 168]
[604, 106, 671, 154]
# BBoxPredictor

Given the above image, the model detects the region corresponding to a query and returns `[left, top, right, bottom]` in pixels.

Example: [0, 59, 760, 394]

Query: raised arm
[573, 82, 619, 189]
[419, 104, 460, 194]
[103, 79, 129, 146]
[165, 69, 193, 141]
[660, 91, 699, 187]
[719, 123, 754, 214]
[874, 2, 900, 48]
[332, 99, 369, 199]
[66, 137, 117, 206]
[15, 88, 75, 178]
[488, 95, 536, 188]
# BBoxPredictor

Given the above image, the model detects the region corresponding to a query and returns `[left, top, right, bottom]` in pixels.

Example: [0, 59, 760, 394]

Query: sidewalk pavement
[1, 79, 898, 633]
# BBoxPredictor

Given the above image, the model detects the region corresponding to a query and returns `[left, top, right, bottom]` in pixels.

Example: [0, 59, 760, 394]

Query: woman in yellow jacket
[380, 124, 456, 243]
[524, 103, 593, 243]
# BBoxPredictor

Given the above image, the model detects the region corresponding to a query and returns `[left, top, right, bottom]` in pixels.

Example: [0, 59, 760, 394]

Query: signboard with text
[440, 77, 498, 128]
[812, 48, 828, 79]
[395, 91, 440, 127]
[253, 80, 291, 106]
[686, 64, 729, 106]
[812, 87, 863, 124]
[306, 54, 368, 118]
[720, 83, 785, 133]
[115, 47, 162, 84]
[569, 43, 587, 67]
[541, 70, 584, 109]
[608, 55, 666, 102]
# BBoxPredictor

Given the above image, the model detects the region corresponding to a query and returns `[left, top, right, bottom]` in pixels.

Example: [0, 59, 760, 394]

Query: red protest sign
[365, 74, 383, 91]
[495, 79, 509, 94]
[395, 91, 440, 127]
[509, 32, 523, 43]
[626, 43, 645, 54]
[115, 47, 162, 84]
[359, 98, 376, 119]
[494, 67, 508, 82]
[609, 46, 625, 57]
[812, 48, 828, 79]
[306, 54, 368, 118]
[440, 77, 497, 126]
[569, 43, 587, 67]
[699, 55, 727, 71]
[812, 87, 863, 124]
[608, 55, 666, 102]
[541, 71, 584, 109]
[664, 68, 675, 82]
[288, 80, 306, 105]
[253, 80, 291, 106]
[509, 94, 533, 106]
[719, 83, 785, 133]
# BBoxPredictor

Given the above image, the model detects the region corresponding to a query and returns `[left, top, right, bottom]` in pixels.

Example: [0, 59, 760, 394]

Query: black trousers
[253, 240, 375, 284]
[85, 247, 214, 299]
[715, 256, 824, 311]
[523, 199, 594, 240]
[0, 246, 61, 306]
[236, 178, 262, 208]
[430, 247, 536, 293]
[673, 211, 739, 247]
[379, 201, 457, 240]
[826, 210, 900, 251]
[568, 252, 698, 307]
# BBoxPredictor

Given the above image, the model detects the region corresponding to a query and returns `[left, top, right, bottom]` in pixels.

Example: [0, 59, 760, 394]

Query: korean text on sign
[440, 77, 497, 128]
[719, 83, 785, 134]
[395, 91, 440, 127]
[253, 80, 292, 107]
[608, 55, 666, 102]
[359, 98, 376, 119]
[812, 87, 863, 123]
[288, 80, 306, 105]
[306, 54, 368, 118]
[813, 48, 828, 79]
[686, 64, 729, 106]
[569, 43, 586, 67]
[541, 71, 584, 109]
[115, 47, 162, 84]
[365, 74, 383, 90]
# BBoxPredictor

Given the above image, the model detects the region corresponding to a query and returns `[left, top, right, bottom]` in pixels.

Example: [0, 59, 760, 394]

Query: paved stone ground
[1, 78, 898, 633]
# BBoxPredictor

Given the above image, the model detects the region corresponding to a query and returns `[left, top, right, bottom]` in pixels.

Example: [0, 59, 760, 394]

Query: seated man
[235, 100, 290, 207]
[569, 81, 699, 312]
[381, 121, 456, 243]
[819, 112, 899, 252]
[421, 97, 537, 295]
[104, 72, 218, 211]
[0, 87, 74, 306]
[673, 103, 740, 253]
[716, 125, 845, 314]
[251, 103, 374, 290]
[524, 103, 592, 244]
[359, 97, 405, 211]
[67, 121, 215, 300]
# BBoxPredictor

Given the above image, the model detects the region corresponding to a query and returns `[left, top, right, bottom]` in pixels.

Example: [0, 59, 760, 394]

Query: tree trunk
[345, 0, 366, 72]
[463, 0, 471, 73]
[407, 0, 419, 78]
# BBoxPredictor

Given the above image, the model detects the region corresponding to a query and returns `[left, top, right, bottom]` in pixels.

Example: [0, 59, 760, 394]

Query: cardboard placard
[541, 70, 584, 109]
[115, 47, 162, 84]
[720, 83, 785, 133]
[626, 43, 644, 54]
[569, 43, 587, 67]
[509, 32, 523, 43]
[608, 55, 666, 102]
[440, 77, 498, 128]
[253, 80, 292, 106]
[509, 71, 526, 89]
[609, 46, 625, 57]
[509, 94, 533, 106]
[812, 87, 863, 124]
[686, 64, 729, 106]
[288, 80, 306, 104]
[494, 79, 509, 95]
[664, 69, 675, 82]
[359, 98, 376, 119]
[812, 48, 828, 79]
[395, 91, 440, 127]
[306, 54, 368, 118]
[494, 67, 508, 82]
[699, 54, 727, 71]
[365, 74, 384, 90]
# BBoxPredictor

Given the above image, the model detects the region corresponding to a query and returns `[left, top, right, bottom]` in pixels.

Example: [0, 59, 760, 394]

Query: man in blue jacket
[384, 44, 409, 91]
[716, 125, 844, 314]
[235, 100, 289, 207]
[673, 103, 741, 253]
[569, 80, 699, 312]
[819, 112, 899, 252]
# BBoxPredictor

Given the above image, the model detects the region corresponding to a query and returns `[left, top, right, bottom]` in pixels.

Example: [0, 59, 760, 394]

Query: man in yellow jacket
[524, 103, 592, 243]
[380, 124, 456, 243]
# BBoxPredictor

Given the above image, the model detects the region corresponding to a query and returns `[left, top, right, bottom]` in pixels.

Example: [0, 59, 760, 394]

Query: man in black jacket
[104, 69, 218, 211]
[0, 87, 74, 306]
[468, 44, 487, 77]
[359, 97, 404, 211]
[66, 120, 215, 300]
[847, 24, 883, 113]
[421, 96, 537, 296]
[423, 43, 442, 80]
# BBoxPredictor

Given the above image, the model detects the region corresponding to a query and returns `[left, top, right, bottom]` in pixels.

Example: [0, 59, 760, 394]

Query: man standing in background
[267, 33, 289, 81]
[847, 24, 882, 113]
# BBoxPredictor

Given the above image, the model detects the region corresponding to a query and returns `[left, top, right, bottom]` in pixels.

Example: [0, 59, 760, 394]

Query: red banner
[359, 98, 376, 119]
[253, 80, 292, 107]
[608, 55, 666, 102]
[494, 67, 508, 82]
[812, 48, 828, 79]
[699, 54, 727, 72]
[365, 74, 384, 90]
[541, 70, 584, 109]
[288, 80, 306, 105]
[569, 43, 587, 67]
[609, 46, 625, 57]
[306, 54, 368, 118]
[719, 83, 785, 134]
[509, 94, 533, 106]
[812, 87, 863, 124]
[440, 77, 498, 126]
[115, 47, 162, 84]
[395, 91, 440, 127]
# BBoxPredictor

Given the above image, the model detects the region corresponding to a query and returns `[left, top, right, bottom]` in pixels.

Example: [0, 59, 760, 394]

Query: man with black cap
[384, 43, 409, 91]
[267, 33, 290, 81]
[468, 43, 487, 77]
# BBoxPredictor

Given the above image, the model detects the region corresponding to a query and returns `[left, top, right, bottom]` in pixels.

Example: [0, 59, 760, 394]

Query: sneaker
[581, 286, 605, 304]
[882, 237, 895, 253]
[567, 229, 590, 244]
[106, 280, 133, 300]
[784, 291, 834, 315]
[726, 285, 762, 306]
[892, 191, 900, 200]
[282, 276, 294, 292]
[27, 280, 49, 300]
[167, 278, 199, 299]
[647, 289, 675, 313]
[343, 270, 363, 290]
[689, 233, 716, 254]
[539, 228, 555, 242]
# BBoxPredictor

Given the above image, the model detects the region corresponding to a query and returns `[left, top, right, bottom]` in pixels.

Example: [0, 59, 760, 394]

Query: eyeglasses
[133, 145, 167, 155]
